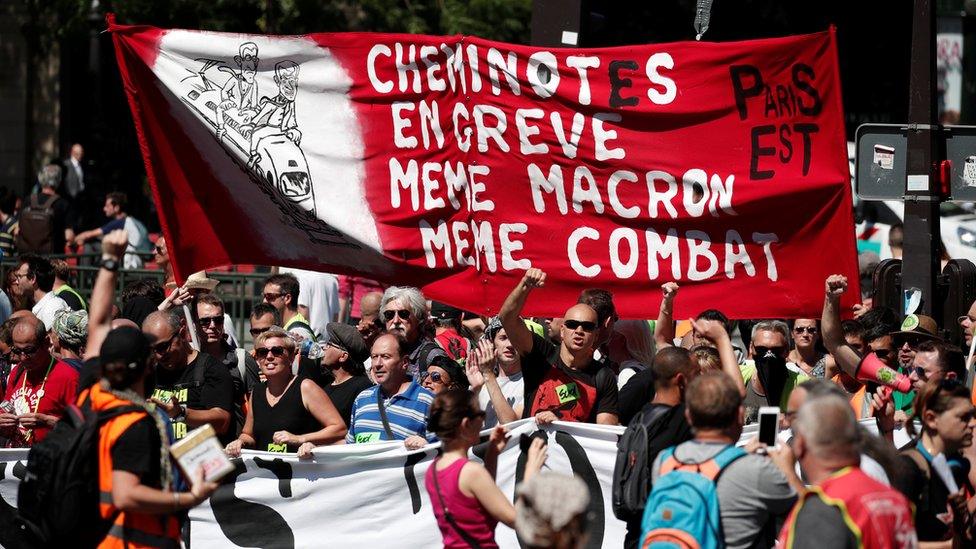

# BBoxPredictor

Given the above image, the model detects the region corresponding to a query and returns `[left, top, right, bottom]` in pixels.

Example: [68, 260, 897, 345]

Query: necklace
[266, 376, 297, 407]
[20, 357, 55, 443]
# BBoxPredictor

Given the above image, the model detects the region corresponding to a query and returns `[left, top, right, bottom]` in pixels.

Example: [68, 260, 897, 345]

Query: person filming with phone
[643, 372, 798, 549]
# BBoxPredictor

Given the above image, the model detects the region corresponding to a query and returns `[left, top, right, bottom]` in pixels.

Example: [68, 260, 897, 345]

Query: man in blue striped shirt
[346, 333, 436, 448]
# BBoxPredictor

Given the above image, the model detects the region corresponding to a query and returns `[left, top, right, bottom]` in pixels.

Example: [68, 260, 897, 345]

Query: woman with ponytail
[893, 376, 976, 546]
[425, 388, 548, 548]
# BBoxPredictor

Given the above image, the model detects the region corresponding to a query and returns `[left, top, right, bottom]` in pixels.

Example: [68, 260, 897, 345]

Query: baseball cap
[326, 322, 368, 363]
[430, 302, 463, 321]
[428, 355, 468, 390]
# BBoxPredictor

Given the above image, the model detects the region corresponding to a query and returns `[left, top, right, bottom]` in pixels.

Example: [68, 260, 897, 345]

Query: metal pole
[901, 0, 943, 317]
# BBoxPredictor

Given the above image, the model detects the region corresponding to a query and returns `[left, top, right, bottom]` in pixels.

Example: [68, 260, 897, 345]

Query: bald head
[13, 314, 45, 344]
[560, 303, 598, 356]
[794, 394, 860, 463]
[10, 310, 32, 321]
[360, 291, 383, 320]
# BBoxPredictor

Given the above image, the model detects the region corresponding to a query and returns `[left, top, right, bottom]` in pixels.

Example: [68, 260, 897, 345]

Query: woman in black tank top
[224, 329, 347, 457]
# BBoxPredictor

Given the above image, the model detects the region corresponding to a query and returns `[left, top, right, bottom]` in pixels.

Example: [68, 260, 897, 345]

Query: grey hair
[380, 286, 428, 321]
[142, 309, 182, 334]
[794, 393, 860, 461]
[37, 164, 62, 189]
[796, 378, 848, 401]
[750, 320, 790, 344]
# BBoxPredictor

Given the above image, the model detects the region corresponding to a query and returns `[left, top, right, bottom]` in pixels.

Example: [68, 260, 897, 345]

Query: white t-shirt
[478, 371, 525, 428]
[279, 267, 339, 341]
[32, 292, 70, 330]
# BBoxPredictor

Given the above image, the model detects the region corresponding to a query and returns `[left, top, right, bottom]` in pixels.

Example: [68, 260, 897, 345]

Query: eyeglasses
[9, 345, 38, 358]
[250, 326, 271, 338]
[255, 346, 289, 360]
[154, 245, 165, 254]
[793, 326, 818, 335]
[563, 319, 597, 332]
[327, 341, 348, 354]
[754, 346, 786, 357]
[893, 337, 921, 349]
[910, 366, 929, 381]
[383, 309, 412, 322]
[152, 333, 178, 355]
[197, 315, 224, 327]
[263, 292, 285, 302]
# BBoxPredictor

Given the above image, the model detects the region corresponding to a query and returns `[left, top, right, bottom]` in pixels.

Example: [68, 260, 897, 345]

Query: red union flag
[108, 15, 859, 319]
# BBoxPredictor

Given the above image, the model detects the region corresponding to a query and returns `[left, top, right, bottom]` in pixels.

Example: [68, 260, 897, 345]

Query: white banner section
[188, 419, 624, 548]
[0, 418, 906, 548]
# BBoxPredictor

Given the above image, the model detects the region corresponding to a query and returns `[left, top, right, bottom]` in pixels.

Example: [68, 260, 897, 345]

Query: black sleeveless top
[251, 378, 320, 453]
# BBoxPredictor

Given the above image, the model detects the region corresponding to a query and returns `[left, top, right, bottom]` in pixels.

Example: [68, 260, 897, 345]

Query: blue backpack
[640, 444, 746, 549]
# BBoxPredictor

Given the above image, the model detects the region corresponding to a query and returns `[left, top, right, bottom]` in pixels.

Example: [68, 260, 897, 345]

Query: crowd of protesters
[1, 158, 976, 547]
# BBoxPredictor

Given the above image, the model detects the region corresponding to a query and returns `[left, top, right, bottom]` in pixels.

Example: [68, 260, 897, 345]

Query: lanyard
[20, 357, 55, 442]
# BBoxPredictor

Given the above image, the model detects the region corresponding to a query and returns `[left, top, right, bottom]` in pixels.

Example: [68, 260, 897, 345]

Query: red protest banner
[108, 16, 859, 319]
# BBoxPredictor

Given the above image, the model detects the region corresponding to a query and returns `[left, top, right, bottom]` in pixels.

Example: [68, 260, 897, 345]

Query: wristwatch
[100, 257, 120, 272]
[172, 403, 186, 422]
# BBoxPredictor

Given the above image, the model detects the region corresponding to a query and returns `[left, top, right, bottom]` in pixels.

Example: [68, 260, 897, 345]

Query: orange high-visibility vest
[80, 384, 181, 549]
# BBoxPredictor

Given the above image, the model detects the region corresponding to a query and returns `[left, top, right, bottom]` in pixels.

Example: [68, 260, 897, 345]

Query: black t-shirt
[522, 333, 618, 423]
[220, 346, 260, 437]
[112, 415, 162, 489]
[893, 450, 971, 541]
[152, 352, 234, 444]
[323, 375, 374, 427]
[617, 368, 656, 426]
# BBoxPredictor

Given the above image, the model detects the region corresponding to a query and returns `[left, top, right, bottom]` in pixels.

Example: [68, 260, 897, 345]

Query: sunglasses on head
[793, 326, 818, 334]
[197, 315, 224, 327]
[563, 319, 597, 332]
[383, 309, 412, 322]
[754, 346, 786, 357]
[255, 346, 289, 360]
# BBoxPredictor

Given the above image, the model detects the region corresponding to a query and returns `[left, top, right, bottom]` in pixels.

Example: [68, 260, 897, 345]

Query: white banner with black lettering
[0, 420, 627, 548]
[0, 418, 908, 548]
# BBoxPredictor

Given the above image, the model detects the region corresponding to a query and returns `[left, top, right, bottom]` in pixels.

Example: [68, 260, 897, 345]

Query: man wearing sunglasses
[379, 286, 446, 376]
[499, 268, 619, 425]
[0, 315, 78, 447]
[262, 274, 315, 344]
[197, 293, 260, 438]
[143, 309, 235, 444]
[739, 320, 796, 424]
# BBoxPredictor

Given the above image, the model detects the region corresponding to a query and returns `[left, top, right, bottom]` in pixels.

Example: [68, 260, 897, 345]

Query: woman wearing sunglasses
[425, 388, 548, 549]
[225, 327, 346, 458]
[421, 355, 468, 395]
[894, 377, 976, 546]
[787, 319, 833, 379]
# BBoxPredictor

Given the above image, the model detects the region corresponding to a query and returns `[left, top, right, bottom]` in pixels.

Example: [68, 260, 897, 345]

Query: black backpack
[16, 400, 143, 547]
[612, 404, 674, 522]
[15, 194, 56, 254]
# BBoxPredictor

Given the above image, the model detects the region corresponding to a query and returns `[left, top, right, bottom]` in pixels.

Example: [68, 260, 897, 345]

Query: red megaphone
[856, 352, 912, 393]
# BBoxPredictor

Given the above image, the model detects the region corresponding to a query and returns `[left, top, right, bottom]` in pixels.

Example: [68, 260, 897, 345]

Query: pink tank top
[425, 458, 499, 549]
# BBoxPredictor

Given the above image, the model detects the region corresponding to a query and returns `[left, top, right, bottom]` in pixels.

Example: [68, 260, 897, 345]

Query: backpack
[15, 194, 56, 254]
[640, 444, 746, 549]
[16, 400, 143, 547]
[612, 404, 673, 521]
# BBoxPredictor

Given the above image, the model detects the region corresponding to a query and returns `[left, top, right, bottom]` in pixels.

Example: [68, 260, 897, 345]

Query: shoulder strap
[904, 448, 932, 481]
[374, 389, 395, 439]
[709, 445, 748, 483]
[657, 445, 679, 475]
[430, 459, 483, 549]
[97, 405, 146, 423]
